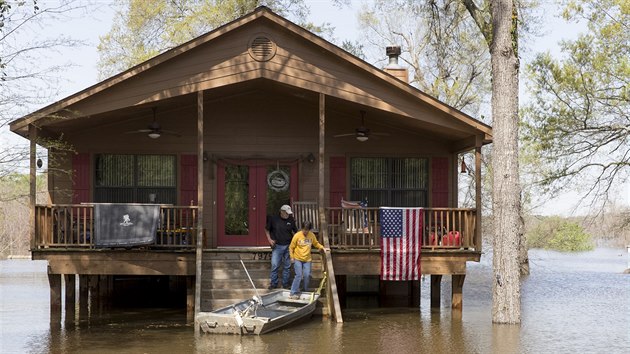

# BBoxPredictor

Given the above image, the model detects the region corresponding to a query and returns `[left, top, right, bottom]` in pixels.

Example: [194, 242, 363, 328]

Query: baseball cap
[280, 205, 293, 214]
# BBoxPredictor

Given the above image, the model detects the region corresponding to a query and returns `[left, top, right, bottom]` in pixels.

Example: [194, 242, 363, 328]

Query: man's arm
[265, 216, 275, 246]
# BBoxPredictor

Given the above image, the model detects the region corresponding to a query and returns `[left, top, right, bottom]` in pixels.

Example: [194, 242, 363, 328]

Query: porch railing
[33, 204, 476, 251]
[325, 207, 477, 251]
[34, 204, 199, 249]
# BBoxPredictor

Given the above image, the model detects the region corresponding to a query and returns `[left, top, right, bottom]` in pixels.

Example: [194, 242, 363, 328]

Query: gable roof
[10, 6, 491, 145]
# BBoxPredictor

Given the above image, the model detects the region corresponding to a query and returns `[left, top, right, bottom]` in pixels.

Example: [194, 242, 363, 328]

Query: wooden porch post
[29, 124, 37, 251]
[194, 90, 204, 333]
[318, 93, 343, 323]
[48, 268, 61, 321]
[475, 135, 483, 252]
[64, 274, 76, 322]
[79, 274, 89, 320]
[430, 274, 442, 308]
[451, 274, 465, 310]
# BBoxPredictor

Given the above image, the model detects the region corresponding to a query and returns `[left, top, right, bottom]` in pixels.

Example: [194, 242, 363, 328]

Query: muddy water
[1, 248, 628, 354]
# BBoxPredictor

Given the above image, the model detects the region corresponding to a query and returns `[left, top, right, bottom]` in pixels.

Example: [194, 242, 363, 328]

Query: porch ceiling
[31, 79, 480, 147]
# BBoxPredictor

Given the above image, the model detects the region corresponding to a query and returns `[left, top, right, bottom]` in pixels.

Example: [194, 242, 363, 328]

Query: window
[94, 154, 177, 204]
[350, 157, 428, 207]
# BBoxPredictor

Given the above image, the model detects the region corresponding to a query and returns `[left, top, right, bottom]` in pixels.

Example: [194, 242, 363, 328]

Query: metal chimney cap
[386, 46, 401, 57]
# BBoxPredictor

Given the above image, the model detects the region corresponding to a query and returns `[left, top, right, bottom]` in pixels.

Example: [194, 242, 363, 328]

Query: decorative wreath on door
[267, 169, 289, 192]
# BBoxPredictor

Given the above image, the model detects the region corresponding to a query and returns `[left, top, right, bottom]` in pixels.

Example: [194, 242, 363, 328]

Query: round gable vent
[248, 33, 276, 62]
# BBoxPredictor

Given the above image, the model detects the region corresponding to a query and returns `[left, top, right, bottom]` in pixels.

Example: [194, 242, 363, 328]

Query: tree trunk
[490, 0, 523, 324]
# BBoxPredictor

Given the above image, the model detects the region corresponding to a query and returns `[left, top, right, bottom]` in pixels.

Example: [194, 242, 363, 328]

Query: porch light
[148, 132, 161, 139]
[460, 158, 467, 174]
[306, 153, 316, 163]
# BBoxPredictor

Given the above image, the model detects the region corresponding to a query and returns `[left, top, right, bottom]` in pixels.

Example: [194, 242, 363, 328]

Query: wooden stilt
[187, 276, 195, 322]
[378, 279, 387, 307]
[336, 275, 347, 309]
[64, 274, 76, 324]
[431, 274, 442, 308]
[79, 275, 89, 320]
[48, 271, 62, 323]
[451, 274, 465, 310]
[99, 275, 107, 312]
[412, 280, 421, 307]
[88, 275, 99, 314]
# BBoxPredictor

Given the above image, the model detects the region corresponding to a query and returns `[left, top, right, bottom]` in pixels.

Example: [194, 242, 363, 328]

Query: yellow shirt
[289, 231, 323, 262]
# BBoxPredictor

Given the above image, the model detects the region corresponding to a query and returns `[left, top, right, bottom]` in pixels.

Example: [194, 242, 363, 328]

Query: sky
[3, 0, 629, 215]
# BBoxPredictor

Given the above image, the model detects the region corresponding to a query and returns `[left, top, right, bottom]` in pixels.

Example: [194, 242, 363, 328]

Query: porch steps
[200, 252, 327, 313]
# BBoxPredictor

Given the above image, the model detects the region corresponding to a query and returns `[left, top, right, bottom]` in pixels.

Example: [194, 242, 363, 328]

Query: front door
[217, 161, 298, 246]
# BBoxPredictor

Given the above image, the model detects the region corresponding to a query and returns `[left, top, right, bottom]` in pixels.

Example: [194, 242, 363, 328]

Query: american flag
[379, 207, 422, 281]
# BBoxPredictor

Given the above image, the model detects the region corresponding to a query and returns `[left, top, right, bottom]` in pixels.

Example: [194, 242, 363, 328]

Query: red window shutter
[72, 153, 90, 204]
[180, 155, 198, 206]
[329, 156, 346, 207]
[431, 157, 449, 207]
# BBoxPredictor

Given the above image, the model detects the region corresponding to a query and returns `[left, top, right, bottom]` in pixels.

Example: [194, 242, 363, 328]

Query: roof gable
[10, 6, 491, 143]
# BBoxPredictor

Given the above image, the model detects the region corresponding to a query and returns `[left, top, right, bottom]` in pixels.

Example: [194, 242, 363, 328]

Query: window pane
[350, 157, 428, 207]
[224, 165, 249, 235]
[351, 158, 387, 189]
[94, 154, 177, 204]
[392, 158, 428, 189]
[95, 154, 133, 187]
[137, 155, 176, 187]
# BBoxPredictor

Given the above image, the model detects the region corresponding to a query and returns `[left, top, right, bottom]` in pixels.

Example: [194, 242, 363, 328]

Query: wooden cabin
[9, 7, 490, 326]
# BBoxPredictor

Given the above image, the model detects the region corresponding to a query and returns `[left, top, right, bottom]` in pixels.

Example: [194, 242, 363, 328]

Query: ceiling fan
[125, 107, 181, 139]
[333, 110, 389, 142]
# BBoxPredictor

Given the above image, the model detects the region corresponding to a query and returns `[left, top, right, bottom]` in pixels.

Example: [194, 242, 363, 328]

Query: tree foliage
[357, 0, 491, 117]
[522, 0, 629, 210]
[526, 216, 594, 251]
[97, 0, 321, 79]
[0, 0, 89, 179]
[0, 172, 47, 258]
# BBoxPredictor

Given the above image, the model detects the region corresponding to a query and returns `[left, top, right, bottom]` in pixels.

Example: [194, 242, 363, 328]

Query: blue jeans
[291, 260, 311, 295]
[270, 244, 291, 288]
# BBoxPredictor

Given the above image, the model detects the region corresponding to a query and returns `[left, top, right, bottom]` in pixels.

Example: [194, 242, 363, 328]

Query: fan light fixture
[148, 131, 161, 139]
[356, 134, 368, 142]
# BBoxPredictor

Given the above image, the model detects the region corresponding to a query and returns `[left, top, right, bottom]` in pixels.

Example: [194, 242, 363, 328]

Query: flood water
[1, 248, 628, 354]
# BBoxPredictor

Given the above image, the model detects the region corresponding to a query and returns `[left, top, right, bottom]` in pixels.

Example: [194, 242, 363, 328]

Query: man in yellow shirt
[289, 221, 324, 299]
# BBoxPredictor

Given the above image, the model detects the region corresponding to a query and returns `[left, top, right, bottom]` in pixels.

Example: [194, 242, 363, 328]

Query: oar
[310, 271, 327, 303]
[240, 259, 263, 306]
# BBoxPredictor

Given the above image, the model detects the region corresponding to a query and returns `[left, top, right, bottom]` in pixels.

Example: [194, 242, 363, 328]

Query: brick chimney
[383, 46, 408, 83]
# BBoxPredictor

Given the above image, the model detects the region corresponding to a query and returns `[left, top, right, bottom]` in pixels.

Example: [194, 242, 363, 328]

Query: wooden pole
[318, 93, 343, 323]
[29, 124, 37, 251]
[194, 90, 204, 333]
[64, 274, 76, 322]
[451, 274, 465, 310]
[79, 274, 89, 320]
[475, 136, 482, 252]
[430, 274, 442, 308]
[48, 268, 62, 322]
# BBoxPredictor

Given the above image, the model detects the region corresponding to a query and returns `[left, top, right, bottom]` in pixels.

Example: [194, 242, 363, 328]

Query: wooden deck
[33, 204, 482, 325]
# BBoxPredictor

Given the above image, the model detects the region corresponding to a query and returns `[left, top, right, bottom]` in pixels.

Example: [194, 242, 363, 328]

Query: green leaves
[522, 0, 629, 204]
[526, 216, 594, 252]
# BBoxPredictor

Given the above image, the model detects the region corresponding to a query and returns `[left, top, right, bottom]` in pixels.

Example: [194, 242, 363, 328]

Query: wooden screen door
[217, 161, 298, 246]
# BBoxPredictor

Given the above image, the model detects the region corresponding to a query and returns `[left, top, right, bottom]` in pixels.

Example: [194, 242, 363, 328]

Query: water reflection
[1, 248, 629, 354]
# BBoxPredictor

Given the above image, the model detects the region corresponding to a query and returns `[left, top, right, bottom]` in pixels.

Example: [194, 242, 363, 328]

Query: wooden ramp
[200, 250, 329, 316]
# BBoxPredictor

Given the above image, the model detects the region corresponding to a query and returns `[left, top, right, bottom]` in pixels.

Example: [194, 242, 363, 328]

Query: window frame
[349, 157, 429, 207]
[94, 154, 177, 204]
